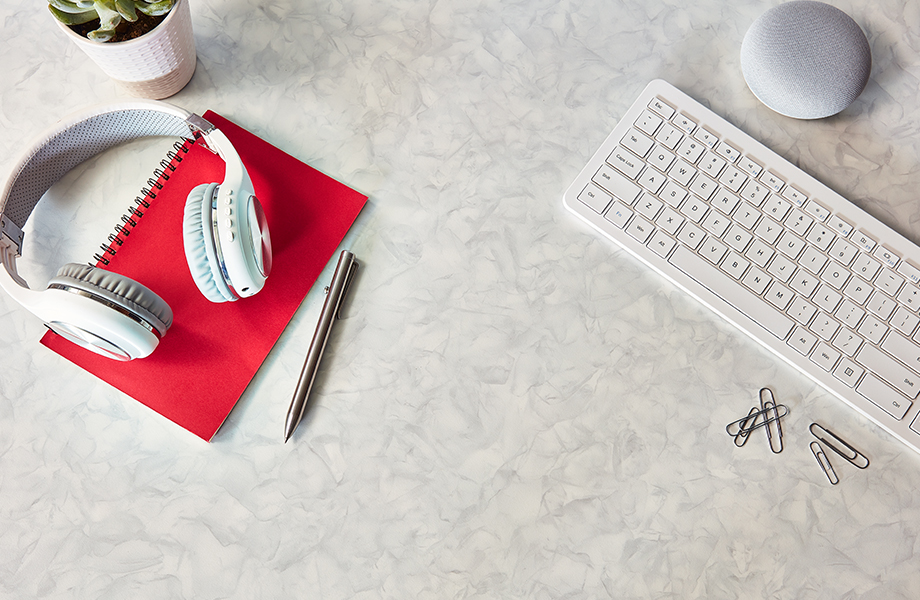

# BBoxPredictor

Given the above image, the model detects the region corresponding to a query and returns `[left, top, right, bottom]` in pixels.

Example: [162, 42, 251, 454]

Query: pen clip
[335, 259, 358, 320]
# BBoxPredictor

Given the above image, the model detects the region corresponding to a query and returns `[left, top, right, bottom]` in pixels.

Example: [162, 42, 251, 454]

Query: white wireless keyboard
[563, 79, 920, 455]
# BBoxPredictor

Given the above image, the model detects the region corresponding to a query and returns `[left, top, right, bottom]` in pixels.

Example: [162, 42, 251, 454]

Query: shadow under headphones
[0, 100, 272, 361]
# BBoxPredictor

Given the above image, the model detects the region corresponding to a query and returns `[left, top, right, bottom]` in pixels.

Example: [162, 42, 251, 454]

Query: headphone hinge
[1, 214, 24, 257]
[185, 114, 219, 155]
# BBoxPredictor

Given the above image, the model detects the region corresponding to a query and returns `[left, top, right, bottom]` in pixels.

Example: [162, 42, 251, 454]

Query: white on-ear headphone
[0, 100, 272, 361]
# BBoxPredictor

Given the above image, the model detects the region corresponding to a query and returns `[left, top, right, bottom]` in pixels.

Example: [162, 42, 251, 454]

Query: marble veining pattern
[2, 0, 920, 597]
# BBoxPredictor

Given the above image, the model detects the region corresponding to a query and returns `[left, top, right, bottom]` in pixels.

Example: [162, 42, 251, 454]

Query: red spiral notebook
[40, 112, 367, 441]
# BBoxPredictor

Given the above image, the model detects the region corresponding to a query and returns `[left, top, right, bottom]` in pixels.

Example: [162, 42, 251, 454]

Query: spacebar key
[669, 246, 795, 340]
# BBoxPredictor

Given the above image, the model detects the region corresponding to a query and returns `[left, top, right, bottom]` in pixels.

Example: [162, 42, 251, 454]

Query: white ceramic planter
[55, 0, 197, 99]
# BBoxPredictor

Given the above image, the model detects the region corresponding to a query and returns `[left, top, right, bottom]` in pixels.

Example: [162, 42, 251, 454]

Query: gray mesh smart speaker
[740, 1, 871, 120]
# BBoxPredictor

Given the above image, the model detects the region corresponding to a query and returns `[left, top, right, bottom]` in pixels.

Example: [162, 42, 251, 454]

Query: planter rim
[54, 0, 186, 48]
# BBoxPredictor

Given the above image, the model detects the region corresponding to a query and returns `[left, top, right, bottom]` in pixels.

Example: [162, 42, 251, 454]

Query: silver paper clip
[732, 406, 761, 447]
[809, 423, 870, 469]
[760, 388, 784, 454]
[726, 403, 789, 437]
[810, 441, 839, 485]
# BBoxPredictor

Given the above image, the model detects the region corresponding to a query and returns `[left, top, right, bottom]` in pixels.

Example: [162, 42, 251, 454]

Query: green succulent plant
[49, 0, 176, 42]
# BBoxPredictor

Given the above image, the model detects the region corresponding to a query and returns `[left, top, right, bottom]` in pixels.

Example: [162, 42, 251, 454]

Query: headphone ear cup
[49, 263, 173, 336]
[183, 183, 236, 303]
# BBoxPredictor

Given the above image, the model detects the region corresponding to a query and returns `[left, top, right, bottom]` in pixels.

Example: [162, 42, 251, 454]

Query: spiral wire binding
[92, 140, 192, 266]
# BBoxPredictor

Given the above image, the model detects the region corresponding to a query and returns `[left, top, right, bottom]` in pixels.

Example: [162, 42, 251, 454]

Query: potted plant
[49, 0, 197, 99]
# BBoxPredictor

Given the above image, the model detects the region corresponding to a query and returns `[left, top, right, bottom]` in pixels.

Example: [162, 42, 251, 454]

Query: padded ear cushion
[183, 183, 235, 303]
[49, 263, 173, 334]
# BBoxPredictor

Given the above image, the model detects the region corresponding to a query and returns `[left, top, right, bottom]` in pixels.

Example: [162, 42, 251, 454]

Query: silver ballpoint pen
[284, 250, 358, 442]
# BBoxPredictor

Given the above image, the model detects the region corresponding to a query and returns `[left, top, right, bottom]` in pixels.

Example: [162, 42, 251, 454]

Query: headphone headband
[0, 101, 208, 256]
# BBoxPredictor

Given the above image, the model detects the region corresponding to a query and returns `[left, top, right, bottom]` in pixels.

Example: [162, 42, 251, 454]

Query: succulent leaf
[48, 5, 97, 24]
[49, 0, 96, 14]
[114, 0, 138, 22]
[136, 0, 176, 17]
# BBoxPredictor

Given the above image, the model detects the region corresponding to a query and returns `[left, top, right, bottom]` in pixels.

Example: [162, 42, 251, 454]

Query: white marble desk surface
[2, 0, 920, 597]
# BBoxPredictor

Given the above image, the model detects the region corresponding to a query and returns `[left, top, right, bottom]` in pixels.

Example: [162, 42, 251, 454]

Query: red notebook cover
[40, 111, 367, 441]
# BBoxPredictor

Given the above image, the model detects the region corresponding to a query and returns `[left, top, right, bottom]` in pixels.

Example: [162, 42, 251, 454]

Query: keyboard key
[874, 245, 900, 269]
[604, 201, 634, 229]
[833, 358, 864, 387]
[892, 306, 920, 336]
[805, 224, 835, 251]
[700, 237, 728, 264]
[814, 285, 842, 313]
[742, 266, 771, 295]
[715, 141, 741, 162]
[788, 297, 818, 325]
[781, 185, 808, 206]
[789, 326, 819, 355]
[718, 166, 747, 192]
[867, 291, 896, 320]
[648, 97, 675, 119]
[702, 210, 730, 237]
[680, 196, 709, 223]
[800, 246, 828, 274]
[739, 180, 770, 206]
[676, 221, 705, 249]
[688, 173, 717, 200]
[607, 147, 644, 179]
[648, 146, 676, 172]
[852, 231, 877, 253]
[762, 196, 791, 221]
[857, 314, 887, 345]
[638, 166, 667, 193]
[655, 122, 683, 149]
[677, 137, 705, 163]
[804, 200, 831, 221]
[776, 231, 806, 259]
[712, 189, 740, 215]
[672, 113, 697, 134]
[765, 281, 795, 310]
[621, 128, 655, 157]
[856, 374, 913, 419]
[626, 215, 654, 243]
[745, 239, 774, 267]
[700, 152, 726, 177]
[832, 328, 863, 356]
[722, 252, 751, 280]
[760, 170, 785, 193]
[828, 238, 859, 266]
[851, 253, 881, 281]
[811, 342, 841, 372]
[669, 246, 794, 338]
[739, 156, 763, 177]
[725, 224, 753, 252]
[877, 270, 905, 296]
[693, 127, 719, 149]
[636, 193, 664, 220]
[897, 261, 920, 286]
[593, 164, 642, 203]
[784, 210, 813, 237]
[648, 230, 676, 259]
[897, 285, 920, 311]
[656, 206, 684, 235]
[767, 254, 796, 282]
[842, 275, 872, 305]
[578, 184, 612, 213]
[635, 110, 663, 136]
[828, 214, 854, 237]
[668, 159, 696, 186]
[659, 180, 687, 207]
[810, 313, 840, 341]
[835, 300, 865, 329]
[820, 261, 850, 290]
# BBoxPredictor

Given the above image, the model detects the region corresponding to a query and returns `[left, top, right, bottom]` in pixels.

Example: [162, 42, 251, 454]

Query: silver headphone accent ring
[46, 283, 162, 339]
